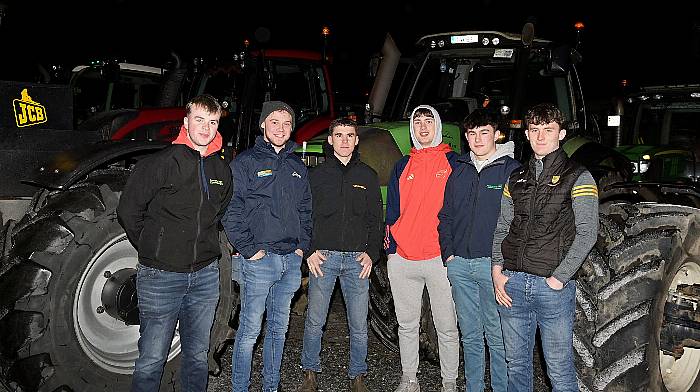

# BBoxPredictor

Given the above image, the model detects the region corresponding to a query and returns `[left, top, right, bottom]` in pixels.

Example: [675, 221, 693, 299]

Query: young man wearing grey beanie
[222, 101, 312, 392]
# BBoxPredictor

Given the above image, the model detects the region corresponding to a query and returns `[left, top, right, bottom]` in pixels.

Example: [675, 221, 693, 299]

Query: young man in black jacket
[297, 118, 383, 392]
[117, 94, 233, 392]
[222, 101, 312, 392]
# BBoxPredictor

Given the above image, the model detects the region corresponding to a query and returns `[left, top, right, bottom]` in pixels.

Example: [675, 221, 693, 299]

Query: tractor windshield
[633, 103, 700, 147]
[403, 49, 575, 125]
[71, 63, 163, 125]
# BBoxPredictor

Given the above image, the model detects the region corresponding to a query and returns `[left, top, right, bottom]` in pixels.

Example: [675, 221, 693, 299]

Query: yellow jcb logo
[13, 89, 47, 127]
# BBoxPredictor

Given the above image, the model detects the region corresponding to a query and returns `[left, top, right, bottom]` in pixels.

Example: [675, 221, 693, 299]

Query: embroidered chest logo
[548, 175, 561, 187]
[209, 179, 224, 186]
[291, 171, 302, 178]
[353, 184, 366, 190]
[257, 169, 273, 177]
[436, 169, 449, 178]
[407, 173, 415, 180]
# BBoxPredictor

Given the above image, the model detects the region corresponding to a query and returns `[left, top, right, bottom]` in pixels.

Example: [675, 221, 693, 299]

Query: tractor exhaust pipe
[367, 33, 401, 122]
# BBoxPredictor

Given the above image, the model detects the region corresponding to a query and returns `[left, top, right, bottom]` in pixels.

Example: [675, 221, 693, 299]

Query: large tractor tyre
[368, 254, 440, 362]
[0, 169, 232, 391]
[574, 202, 700, 392]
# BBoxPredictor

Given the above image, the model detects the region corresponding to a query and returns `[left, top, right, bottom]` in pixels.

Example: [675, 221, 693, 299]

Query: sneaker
[394, 375, 420, 392]
[441, 382, 457, 392]
[297, 370, 317, 392]
[350, 374, 370, 392]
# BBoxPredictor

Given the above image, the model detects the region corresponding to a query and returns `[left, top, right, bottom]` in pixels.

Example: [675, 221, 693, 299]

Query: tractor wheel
[574, 202, 700, 392]
[368, 254, 440, 362]
[0, 168, 232, 391]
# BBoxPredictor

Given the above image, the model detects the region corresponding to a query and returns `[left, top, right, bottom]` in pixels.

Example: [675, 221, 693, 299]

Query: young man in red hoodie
[385, 105, 460, 392]
[118, 94, 233, 392]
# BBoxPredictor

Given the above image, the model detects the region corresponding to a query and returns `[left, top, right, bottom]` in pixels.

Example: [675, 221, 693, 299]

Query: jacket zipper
[340, 166, 347, 246]
[517, 167, 538, 270]
[193, 156, 205, 271]
[464, 159, 503, 258]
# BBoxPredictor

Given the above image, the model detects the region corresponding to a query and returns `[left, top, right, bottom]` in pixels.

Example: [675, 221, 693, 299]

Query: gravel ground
[208, 287, 550, 391]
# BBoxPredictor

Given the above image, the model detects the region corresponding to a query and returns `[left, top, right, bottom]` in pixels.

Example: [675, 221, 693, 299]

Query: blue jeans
[301, 250, 369, 378]
[231, 252, 302, 392]
[132, 261, 219, 392]
[447, 257, 507, 392]
[498, 271, 577, 392]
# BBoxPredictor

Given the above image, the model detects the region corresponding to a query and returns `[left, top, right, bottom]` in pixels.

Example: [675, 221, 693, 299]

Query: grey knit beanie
[259, 100, 295, 132]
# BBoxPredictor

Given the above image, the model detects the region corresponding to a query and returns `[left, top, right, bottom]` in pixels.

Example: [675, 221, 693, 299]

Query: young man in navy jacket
[222, 101, 312, 392]
[438, 109, 520, 392]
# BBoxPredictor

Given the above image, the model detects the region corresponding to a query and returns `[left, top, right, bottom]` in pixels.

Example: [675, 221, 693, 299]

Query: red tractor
[0, 46, 336, 391]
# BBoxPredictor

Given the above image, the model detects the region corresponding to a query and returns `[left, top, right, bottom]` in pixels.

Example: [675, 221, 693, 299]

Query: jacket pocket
[351, 186, 368, 215]
[154, 227, 165, 260]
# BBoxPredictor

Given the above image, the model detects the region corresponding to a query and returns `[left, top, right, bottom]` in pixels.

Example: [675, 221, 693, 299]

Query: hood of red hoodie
[172, 125, 223, 157]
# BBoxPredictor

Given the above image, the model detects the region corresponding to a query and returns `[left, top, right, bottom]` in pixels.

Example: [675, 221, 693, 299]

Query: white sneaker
[441, 382, 457, 392]
[394, 375, 420, 392]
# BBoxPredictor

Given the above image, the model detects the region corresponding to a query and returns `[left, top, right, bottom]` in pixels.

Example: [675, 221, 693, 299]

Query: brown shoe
[350, 374, 369, 392]
[297, 370, 317, 392]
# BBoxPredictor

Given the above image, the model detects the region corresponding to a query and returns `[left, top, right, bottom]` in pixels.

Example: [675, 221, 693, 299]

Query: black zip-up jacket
[118, 144, 233, 272]
[308, 144, 383, 262]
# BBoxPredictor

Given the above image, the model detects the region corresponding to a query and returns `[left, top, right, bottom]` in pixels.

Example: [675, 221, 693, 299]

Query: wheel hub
[101, 268, 140, 325]
[73, 234, 181, 374]
[659, 261, 700, 392]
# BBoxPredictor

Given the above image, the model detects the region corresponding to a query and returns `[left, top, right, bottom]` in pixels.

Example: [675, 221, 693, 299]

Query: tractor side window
[269, 62, 329, 127]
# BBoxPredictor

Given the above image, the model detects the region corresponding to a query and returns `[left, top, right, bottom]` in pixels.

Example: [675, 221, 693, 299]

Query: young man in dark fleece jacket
[222, 100, 312, 392]
[438, 110, 520, 392]
[117, 94, 232, 392]
[298, 118, 382, 392]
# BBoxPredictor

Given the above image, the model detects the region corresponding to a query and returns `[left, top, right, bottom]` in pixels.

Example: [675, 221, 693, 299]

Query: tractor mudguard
[23, 140, 168, 191]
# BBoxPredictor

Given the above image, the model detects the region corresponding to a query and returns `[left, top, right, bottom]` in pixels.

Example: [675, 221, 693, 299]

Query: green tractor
[606, 84, 700, 208]
[302, 25, 699, 392]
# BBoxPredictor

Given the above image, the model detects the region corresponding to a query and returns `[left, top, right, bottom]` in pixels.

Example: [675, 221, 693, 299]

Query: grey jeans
[387, 254, 459, 383]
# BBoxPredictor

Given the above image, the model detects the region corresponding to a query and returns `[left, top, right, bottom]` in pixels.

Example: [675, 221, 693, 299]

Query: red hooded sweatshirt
[391, 143, 453, 260]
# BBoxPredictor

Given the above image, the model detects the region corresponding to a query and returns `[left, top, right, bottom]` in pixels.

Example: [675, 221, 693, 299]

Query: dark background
[1, 0, 698, 101]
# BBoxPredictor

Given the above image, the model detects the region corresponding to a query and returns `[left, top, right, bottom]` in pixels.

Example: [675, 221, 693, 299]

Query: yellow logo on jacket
[13, 89, 47, 127]
[257, 169, 273, 177]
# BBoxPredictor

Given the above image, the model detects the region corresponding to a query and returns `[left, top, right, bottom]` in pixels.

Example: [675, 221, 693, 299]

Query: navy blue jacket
[437, 152, 521, 262]
[222, 136, 312, 259]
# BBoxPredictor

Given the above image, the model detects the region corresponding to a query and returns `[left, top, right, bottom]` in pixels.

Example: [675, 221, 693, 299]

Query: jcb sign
[13, 88, 47, 127]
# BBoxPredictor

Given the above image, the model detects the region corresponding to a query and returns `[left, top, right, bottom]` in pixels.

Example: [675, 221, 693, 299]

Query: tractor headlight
[638, 160, 650, 173]
[632, 158, 650, 174]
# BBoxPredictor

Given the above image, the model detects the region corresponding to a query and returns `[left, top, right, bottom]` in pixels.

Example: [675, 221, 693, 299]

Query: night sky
[1, 0, 698, 100]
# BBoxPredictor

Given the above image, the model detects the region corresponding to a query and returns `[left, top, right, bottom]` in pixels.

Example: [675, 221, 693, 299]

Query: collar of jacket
[172, 125, 223, 157]
[528, 147, 568, 178]
[254, 135, 298, 157]
[457, 153, 506, 167]
[323, 141, 360, 168]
